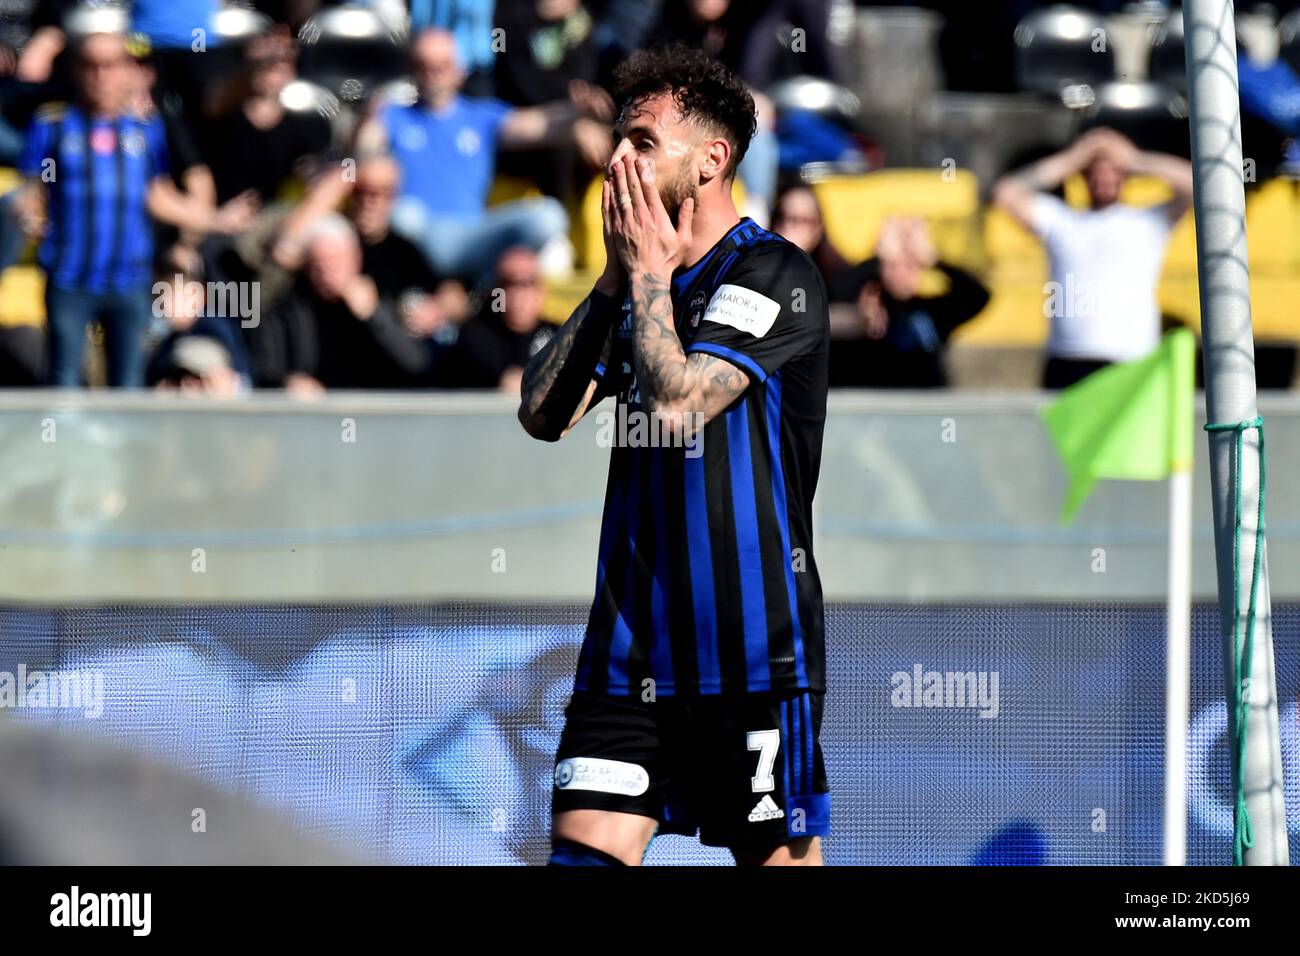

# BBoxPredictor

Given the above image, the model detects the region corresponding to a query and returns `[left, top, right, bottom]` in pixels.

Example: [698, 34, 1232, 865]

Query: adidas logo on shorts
[747, 794, 785, 823]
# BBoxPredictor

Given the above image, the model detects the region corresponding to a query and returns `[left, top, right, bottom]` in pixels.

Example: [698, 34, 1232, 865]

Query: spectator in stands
[14, 31, 256, 387]
[492, 0, 612, 201]
[148, 333, 244, 396]
[408, 0, 497, 96]
[19, 0, 223, 127]
[827, 217, 989, 388]
[734, 0, 840, 89]
[771, 183, 847, 285]
[449, 245, 552, 392]
[274, 154, 468, 354]
[126, 39, 232, 278]
[202, 28, 332, 206]
[248, 214, 433, 390]
[355, 28, 611, 281]
[591, 0, 663, 89]
[147, 266, 254, 391]
[493, 0, 602, 108]
[992, 127, 1193, 389]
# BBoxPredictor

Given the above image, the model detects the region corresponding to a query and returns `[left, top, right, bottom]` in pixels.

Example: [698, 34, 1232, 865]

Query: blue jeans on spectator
[45, 286, 153, 388]
[391, 195, 569, 281]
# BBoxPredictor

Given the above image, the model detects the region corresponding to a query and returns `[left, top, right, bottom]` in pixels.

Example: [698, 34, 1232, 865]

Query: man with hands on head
[519, 44, 831, 868]
[992, 127, 1193, 389]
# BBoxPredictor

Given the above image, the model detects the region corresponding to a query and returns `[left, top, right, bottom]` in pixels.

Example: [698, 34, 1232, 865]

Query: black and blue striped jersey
[19, 104, 171, 293]
[575, 218, 829, 697]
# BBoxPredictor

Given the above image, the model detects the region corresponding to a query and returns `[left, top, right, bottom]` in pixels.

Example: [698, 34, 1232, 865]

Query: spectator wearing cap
[18, 0, 225, 128]
[148, 334, 244, 396]
[13, 30, 256, 387]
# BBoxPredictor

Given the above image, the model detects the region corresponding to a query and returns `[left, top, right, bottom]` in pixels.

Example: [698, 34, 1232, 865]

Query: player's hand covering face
[606, 150, 695, 279]
[606, 96, 700, 278]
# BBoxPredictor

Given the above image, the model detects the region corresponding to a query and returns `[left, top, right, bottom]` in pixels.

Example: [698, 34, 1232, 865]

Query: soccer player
[518, 44, 830, 866]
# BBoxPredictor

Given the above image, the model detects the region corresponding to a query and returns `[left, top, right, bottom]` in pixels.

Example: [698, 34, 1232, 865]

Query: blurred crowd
[0, 1, 1287, 393]
[0, 0, 870, 393]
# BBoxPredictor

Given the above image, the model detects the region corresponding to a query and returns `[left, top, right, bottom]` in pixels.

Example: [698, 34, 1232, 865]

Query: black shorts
[551, 688, 830, 849]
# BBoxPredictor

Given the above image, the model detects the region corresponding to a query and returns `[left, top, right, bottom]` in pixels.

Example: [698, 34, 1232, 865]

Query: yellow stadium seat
[983, 206, 1047, 278]
[1243, 177, 1299, 272]
[487, 175, 543, 207]
[812, 169, 980, 264]
[570, 174, 755, 275]
[1162, 213, 1198, 275]
[0, 264, 45, 327]
[575, 175, 605, 273]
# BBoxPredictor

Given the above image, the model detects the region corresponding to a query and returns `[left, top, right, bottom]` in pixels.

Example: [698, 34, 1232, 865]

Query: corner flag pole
[1163, 456, 1192, 866]
[1183, 0, 1289, 865]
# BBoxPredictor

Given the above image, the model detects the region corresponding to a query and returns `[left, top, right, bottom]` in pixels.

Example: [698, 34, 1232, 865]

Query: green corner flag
[1041, 328, 1196, 525]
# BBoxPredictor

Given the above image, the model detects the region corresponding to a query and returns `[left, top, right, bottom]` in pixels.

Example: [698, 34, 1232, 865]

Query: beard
[658, 168, 699, 226]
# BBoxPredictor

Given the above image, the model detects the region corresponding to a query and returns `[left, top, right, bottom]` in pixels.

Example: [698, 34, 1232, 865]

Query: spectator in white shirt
[992, 128, 1194, 389]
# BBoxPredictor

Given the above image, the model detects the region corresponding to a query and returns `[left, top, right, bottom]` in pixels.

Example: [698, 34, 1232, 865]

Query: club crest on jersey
[121, 130, 146, 157]
[687, 290, 708, 332]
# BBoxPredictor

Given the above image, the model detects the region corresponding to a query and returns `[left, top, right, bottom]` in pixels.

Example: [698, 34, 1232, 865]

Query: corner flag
[1041, 328, 1196, 524]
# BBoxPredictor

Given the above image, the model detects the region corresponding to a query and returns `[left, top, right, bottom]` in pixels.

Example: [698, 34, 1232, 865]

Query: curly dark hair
[612, 43, 758, 180]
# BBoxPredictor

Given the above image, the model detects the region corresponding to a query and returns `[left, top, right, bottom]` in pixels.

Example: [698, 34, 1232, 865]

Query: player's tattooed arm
[629, 271, 749, 434]
[518, 282, 622, 441]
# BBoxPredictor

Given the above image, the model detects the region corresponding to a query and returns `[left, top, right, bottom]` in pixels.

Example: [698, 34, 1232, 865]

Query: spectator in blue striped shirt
[13, 31, 257, 387]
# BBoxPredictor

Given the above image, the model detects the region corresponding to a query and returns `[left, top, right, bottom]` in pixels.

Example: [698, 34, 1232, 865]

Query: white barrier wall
[0, 390, 1297, 603]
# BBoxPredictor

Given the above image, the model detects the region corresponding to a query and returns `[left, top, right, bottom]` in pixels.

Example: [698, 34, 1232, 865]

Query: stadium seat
[1243, 177, 1300, 271]
[297, 6, 408, 106]
[566, 174, 752, 278]
[1149, 9, 1186, 92]
[204, 6, 274, 78]
[983, 207, 1047, 279]
[1013, 5, 1114, 100]
[1081, 81, 1187, 155]
[812, 169, 980, 264]
[487, 176, 544, 207]
[0, 265, 45, 328]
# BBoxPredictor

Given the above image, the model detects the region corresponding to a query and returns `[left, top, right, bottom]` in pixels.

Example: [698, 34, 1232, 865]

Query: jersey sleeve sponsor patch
[702, 284, 781, 338]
